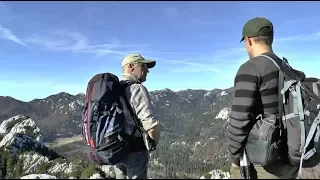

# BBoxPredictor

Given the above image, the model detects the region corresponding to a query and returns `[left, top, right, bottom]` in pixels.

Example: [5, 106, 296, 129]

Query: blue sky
[1, 1, 320, 102]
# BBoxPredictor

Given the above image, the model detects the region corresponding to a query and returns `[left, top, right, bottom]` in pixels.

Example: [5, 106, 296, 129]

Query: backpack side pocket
[245, 114, 283, 166]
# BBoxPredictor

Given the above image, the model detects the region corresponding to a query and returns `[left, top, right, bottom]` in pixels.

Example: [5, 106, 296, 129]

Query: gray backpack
[246, 55, 320, 176]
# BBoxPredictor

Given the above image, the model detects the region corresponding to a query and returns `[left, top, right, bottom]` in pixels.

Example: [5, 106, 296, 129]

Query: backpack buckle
[256, 114, 263, 120]
[116, 107, 122, 114]
[289, 86, 295, 92]
[103, 111, 110, 116]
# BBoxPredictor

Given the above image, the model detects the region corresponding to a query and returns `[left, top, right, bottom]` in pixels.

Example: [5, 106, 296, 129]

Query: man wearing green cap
[227, 17, 299, 179]
[113, 53, 160, 179]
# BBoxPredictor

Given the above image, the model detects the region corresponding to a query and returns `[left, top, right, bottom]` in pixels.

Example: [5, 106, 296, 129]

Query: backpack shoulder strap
[120, 80, 136, 87]
[258, 54, 283, 70]
[258, 54, 285, 128]
[119, 80, 144, 135]
[313, 80, 320, 96]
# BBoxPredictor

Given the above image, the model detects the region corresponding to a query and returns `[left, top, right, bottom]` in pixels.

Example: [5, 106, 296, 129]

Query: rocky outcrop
[0, 115, 115, 179]
[215, 108, 231, 121]
[0, 115, 43, 155]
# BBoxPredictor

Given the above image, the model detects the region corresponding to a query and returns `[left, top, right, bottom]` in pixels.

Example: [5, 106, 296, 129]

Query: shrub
[80, 164, 97, 179]
[204, 172, 212, 179]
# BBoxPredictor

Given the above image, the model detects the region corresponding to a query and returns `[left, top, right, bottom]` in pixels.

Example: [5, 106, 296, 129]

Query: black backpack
[81, 72, 143, 165]
[244, 55, 320, 176]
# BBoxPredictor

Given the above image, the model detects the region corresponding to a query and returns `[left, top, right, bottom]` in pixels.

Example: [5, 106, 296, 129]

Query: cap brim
[139, 60, 156, 68]
[240, 37, 244, 43]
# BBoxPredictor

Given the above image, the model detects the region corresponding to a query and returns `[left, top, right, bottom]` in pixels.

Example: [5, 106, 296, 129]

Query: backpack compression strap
[299, 112, 320, 175]
[298, 83, 320, 175]
[302, 81, 320, 167]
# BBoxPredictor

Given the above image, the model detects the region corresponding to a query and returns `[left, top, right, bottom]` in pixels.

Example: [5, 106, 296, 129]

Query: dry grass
[45, 135, 83, 147]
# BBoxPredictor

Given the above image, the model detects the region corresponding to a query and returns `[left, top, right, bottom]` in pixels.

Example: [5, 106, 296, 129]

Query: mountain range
[0, 87, 234, 142]
[0, 87, 234, 178]
[1, 87, 320, 179]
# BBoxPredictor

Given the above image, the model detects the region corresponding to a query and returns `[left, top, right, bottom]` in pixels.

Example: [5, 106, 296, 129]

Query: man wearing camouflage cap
[113, 54, 160, 179]
[227, 17, 299, 179]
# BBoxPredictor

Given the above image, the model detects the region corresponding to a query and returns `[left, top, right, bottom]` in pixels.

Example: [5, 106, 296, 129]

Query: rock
[48, 162, 75, 175]
[20, 153, 50, 174]
[215, 108, 231, 120]
[0, 115, 27, 134]
[101, 165, 114, 178]
[200, 169, 230, 179]
[20, 174, 57, 179]
[89, 173, 103, 179]
[0, 133, 43, 155]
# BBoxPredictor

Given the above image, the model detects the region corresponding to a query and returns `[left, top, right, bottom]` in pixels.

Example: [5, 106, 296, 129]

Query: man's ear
[247, 37, 253, 47]
[128, 63, 135, 70]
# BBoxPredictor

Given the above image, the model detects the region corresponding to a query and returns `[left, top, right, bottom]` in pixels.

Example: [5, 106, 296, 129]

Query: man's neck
[252, 46, 273, 57]
[122, 72, 141, 83]
[122, 72, 134, 77]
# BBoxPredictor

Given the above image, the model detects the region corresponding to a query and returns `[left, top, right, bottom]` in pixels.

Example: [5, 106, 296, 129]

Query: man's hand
[147, 125, 160, 145]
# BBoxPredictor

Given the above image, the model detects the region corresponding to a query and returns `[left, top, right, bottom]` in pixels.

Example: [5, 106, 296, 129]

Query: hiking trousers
[230, 161, 299, 179]
[114, 151, 149, 179]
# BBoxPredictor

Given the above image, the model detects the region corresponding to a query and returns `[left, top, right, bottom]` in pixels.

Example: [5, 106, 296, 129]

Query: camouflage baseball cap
[121, 54, 156, 68]
[240, 17, 274, 42]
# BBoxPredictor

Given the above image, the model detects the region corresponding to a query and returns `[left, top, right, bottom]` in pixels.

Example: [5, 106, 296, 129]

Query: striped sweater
[227, 52, 282, 166]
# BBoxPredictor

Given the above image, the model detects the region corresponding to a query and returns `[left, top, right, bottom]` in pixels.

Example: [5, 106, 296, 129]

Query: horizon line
[1, 86, 235, 103]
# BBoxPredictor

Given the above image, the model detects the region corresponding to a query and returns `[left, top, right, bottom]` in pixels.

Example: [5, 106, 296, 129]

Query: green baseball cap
[121, 54, 156, 68]
[240, 17, 274, 42]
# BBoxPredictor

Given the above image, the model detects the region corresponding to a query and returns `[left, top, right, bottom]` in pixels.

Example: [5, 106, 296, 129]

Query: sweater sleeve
[227, 61, 260, 166]
[130, 84, 159, 131]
